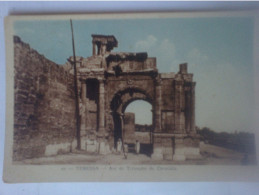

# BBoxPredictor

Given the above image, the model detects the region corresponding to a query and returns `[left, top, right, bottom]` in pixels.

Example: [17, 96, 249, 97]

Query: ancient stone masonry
[13, 36, 77, 161]
[14, 34, 200, 161]
[67, 34, 200, 160]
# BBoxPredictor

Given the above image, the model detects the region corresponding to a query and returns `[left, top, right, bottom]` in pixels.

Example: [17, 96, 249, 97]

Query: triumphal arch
[69, 35, 200, 161]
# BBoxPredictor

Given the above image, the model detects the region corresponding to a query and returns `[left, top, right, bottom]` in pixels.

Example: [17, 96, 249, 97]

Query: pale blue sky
[14, 17, 256, 133]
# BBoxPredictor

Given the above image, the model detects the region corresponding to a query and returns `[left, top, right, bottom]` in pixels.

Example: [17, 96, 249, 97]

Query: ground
[13, 143, 257, 165]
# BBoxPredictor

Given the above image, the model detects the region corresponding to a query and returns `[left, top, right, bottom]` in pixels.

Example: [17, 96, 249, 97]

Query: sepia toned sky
[14, 16, 256, 133]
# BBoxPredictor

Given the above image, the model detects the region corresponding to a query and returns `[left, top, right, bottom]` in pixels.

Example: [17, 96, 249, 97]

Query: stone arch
[122, 97, 152, 114]
[110, 87, 154, 113]
[109, 87, 155, 149]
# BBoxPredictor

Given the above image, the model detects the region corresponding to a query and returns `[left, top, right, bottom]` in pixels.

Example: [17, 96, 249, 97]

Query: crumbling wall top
[92, 34, 118, 55]
[92, 34, 118, 47]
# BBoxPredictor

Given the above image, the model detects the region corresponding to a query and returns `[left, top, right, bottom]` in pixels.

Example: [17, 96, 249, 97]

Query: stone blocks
[13, 36, 76, 160]
[124, 112, 136, 143]
[151, 148, 164, 160]
[85, 139, 98, 153]
[45, 142, 71, 156]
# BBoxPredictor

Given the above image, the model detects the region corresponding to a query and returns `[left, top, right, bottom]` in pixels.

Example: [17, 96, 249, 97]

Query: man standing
[117, 138, 122, 154]
[135, 140, 140, 155]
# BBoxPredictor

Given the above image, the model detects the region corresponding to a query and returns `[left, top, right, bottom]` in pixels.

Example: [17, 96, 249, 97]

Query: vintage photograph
[4, 12, 259, 182]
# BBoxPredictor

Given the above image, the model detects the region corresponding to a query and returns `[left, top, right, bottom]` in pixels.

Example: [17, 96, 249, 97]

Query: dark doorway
[86, 79, 99, 103]
[112, 112, 122, 148]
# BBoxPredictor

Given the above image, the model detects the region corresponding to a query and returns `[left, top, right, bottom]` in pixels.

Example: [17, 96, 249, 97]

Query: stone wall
[123, 112, 135, 143]
[107, 74, 155, 109]
[13, 36, 76, 161]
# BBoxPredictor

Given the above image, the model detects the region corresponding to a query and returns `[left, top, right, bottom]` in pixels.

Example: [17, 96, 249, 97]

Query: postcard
[3, 11, 259, 182]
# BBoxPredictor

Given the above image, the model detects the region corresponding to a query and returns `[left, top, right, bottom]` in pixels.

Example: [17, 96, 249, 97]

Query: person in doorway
[117, 138, 122, 154]
[124, 144, 128, 159]
[135, 140, 140, 155]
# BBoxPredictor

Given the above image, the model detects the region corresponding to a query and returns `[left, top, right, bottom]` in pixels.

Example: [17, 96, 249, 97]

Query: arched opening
[124, 100, 153, 156]
[110, 88, 154, 157]
[125, 100, 152, 125]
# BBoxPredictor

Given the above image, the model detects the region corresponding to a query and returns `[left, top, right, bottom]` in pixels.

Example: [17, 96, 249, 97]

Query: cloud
[158, 38, 175, 57]
[187, 48, 208, 67]
[170, 48, 209, 72]
[135, 35, 176, 72]
[135, 35, 157, 51]
[135, 35, 175, 56]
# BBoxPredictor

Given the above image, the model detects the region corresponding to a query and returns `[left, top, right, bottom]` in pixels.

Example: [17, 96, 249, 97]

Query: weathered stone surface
[124, 113, 135, 143]
[98, 141, 108, 155]
[13, 36, 76, 161]
[135, 132, 151, 144]
[71, 139, 78, 152]
[151, 148, 164, 160]
[45, 143, 71, 156]
[14, 34, 200, 161]
[173, 154, 186, 161]
[163, 147, 173, 160]
[80, 137, 88, 150]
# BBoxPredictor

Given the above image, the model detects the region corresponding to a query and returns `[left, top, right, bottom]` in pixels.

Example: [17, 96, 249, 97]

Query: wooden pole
[70, 19, 81, 150]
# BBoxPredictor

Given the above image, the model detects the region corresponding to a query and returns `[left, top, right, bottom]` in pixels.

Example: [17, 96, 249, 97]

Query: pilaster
[154, 77, 162, 133]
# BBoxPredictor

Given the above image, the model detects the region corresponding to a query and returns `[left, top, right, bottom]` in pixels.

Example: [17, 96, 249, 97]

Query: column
[97, 79, 109, 154]
[101, 44, 107, 55]
[80, 81, 87, 150]
[85, 81, 91, 133]
[92, 42, 96, 56]
[174, 80, 185, 133]
[154, 78, 162, 133]
[190, 82, 196, 133]
[98, 79, 105, 134]
[179, 81, 185, 132]
[81, 82, 86, 104]
[119, 113, 124, 140]
[152, 77, 164, 160]
[184, 87, 191, 133]
[174, 81, 180, 132]
[97, 44, 101, 55]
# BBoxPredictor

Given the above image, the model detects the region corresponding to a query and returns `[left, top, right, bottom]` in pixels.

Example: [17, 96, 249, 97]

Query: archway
[124, 100, 153, 156]
[125, 100, 152, 125]
[110, 88, 154, 156]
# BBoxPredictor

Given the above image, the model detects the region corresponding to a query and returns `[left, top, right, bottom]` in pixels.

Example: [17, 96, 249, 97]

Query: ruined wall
[159, 67, 195, 134]
[13, 36, 76, 161]
[123, 112, 135, 143]
[160, 78, 175, 133]
[106, 74, 155, 140]
[107, 74, 155, 107]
